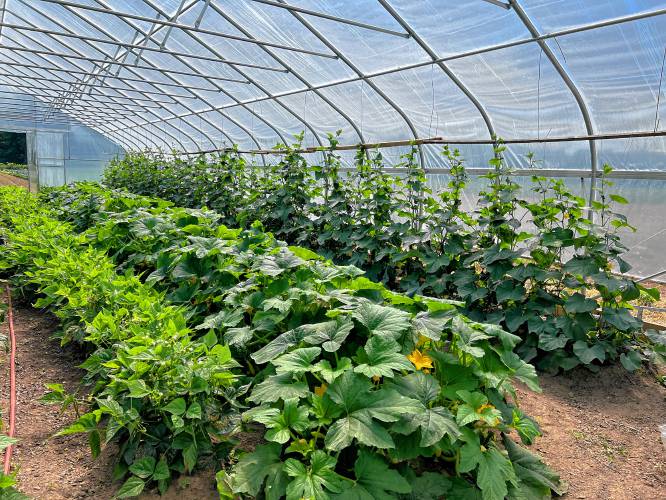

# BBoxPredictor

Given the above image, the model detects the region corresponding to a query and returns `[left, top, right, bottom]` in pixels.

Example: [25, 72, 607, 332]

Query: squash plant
[40, 183, 565, 499]
[218, 298, 560, 500]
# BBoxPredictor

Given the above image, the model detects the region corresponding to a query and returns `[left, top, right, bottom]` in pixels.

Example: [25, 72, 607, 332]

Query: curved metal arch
[135, 0, 290, 152]
[107, 127, 145, 151]
[93, 120, 148, 150]
[46, 0, 239, 154]
[25, 5, 214, 153]
[137, 0, 292, 152]
[100, 11, 222, 151]
[6, 3, 191, 150]
[271, 0, 425, 166]
[94, 0, 280, 160]
[57, 0, 214, 150]
[76, 111, 156, 149]
[0, 47, 168, 150]
[377, 0, 497, 144]
[0, 32, 171, 150]
[93, 6, 666, 141]
[207, 1, 368, 149]
[508, 0, 598, 205]
[146, 0, 326, 152]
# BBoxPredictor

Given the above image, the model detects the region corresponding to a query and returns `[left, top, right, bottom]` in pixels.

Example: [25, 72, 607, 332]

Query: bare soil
[518, 366, 666, 500]
[0, 302, 218, 499]
[0, 172, 28, 188]
[1, 304, 664, 499]
[0, 302, 117, 499]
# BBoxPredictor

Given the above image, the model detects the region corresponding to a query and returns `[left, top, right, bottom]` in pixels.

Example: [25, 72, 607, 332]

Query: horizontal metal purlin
[37, 0, 337, 59]
[378, 168, 666, 181]
[0, 22, 285, 74]
[0, 93, 163, 109]
[0, 60, 223, 90]
[151, 130, 666, 155]
[0, 98, 133, 111]
[0, 79, 177, 104]
[0, 102, 136, 117]
[247, 0, 409, 37]
[0, 109, 68, 120]
[103, 7, 666, 132]
[0, 104, 122, 120]
[0, 43, 251, 82]
[0, 90, 158, 109]
[0, 110, 116, 125]
[0, 93, 136, 108]
[0, 71, 200, 98]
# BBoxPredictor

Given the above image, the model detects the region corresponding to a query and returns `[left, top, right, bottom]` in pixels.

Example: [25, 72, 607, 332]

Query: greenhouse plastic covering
[0, 88, 124, 184]
[0, 0, 665, 278]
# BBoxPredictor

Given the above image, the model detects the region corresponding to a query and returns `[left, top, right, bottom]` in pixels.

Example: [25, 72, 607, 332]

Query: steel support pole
[378, 0, 498, 151]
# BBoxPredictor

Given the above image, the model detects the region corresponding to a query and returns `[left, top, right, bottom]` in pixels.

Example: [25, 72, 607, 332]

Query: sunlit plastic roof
[0, 0, 665, 172]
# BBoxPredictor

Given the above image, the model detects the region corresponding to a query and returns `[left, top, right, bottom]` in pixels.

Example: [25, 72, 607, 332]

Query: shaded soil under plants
[1, 304, 664, 499]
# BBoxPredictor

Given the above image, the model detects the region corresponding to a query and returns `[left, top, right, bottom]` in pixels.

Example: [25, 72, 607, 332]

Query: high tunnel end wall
[0, 92, 124, 189]
[28, 126, 124, 188]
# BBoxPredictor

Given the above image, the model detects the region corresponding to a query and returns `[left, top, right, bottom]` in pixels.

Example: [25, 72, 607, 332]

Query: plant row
[5, 182, 566, 499]
[0, 187, 238, 497]
[0, 162, 28, 180]
[103, 140, 659, 373]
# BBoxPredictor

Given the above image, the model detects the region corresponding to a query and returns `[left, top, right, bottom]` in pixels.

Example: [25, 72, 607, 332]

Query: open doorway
[0, 131, 27, 164]
[0, 131, 29, 185]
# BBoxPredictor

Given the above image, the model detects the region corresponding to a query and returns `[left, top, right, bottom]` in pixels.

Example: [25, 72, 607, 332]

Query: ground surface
[0, 172, 28, 188]
[1, 304, 664, 499]
[518, 367, 666, 500]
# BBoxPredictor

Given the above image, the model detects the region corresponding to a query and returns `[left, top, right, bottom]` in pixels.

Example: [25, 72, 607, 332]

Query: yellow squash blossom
[314, 383, 328, 397]
[407, 349, 433, 371]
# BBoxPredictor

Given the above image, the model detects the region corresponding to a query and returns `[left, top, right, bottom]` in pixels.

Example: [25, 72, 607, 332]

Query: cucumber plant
[102, 140, 657, 373]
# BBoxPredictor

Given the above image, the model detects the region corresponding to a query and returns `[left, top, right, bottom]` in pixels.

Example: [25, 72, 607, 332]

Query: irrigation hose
[3, 285, 16, 475]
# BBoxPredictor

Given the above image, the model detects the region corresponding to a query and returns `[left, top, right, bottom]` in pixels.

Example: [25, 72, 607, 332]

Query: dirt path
[0, 302, 219, 499]
[1, 304, 664, 499]
[0, 172, 28, 188]
[518, 366, 666, 500]
[0, 301, 117, 499]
